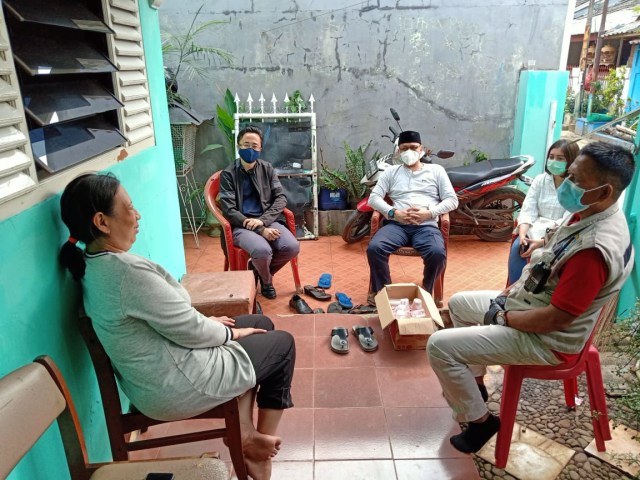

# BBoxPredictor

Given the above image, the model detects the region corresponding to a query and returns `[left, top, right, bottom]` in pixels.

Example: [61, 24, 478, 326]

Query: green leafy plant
[284, 90, 307, 113]
[470, 148, 488, 163]
[564, 87, 576, 115]
[162, 4, 233, 107]
[602, 67, 627, 117]
[319, 141, 380, 204]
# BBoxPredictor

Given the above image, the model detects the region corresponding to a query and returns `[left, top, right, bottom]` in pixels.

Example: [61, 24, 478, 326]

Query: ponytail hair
[59, 173, 120, 281]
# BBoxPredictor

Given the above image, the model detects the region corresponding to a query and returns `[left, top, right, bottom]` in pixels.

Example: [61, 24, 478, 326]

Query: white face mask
[399, 149, 421, 166]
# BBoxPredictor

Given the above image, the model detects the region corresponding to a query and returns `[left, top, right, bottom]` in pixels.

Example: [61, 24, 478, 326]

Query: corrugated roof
[575, 0, 640, 20]
[603, 17, 640, 35]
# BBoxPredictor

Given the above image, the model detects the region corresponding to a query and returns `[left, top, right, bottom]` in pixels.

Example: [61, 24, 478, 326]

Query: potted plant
[313, 141, 379, 235]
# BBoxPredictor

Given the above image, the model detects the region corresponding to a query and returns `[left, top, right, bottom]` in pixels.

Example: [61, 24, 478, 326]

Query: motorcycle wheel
[342, 210, 373, 244]
[472, 187, 526, 242]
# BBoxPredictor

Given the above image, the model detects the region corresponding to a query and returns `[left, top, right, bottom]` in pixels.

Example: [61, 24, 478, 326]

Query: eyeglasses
[398, 144, 421, 152]
[239, 143, 261, 150]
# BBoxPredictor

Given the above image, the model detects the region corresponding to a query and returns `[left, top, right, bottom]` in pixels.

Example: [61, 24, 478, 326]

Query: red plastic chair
[370, 210, 449, 308]
[494, 295, 618, 469]
[204, 171, 303, 294]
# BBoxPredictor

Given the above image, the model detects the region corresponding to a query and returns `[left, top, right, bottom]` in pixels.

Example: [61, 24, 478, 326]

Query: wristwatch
[388, 208, 396, 219]
[495, 310, 508, 327]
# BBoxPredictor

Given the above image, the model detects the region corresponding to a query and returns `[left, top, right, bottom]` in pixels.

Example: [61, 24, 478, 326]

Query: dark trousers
[367, 221, 446, 294]
[235, 314, 295, 410]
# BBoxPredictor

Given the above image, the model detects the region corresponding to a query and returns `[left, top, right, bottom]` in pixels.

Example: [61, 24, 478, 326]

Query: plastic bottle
[410, 298, 426, 317]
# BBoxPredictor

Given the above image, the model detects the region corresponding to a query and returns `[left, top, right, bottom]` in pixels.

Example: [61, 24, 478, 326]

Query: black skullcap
[398, 130, 421, 145]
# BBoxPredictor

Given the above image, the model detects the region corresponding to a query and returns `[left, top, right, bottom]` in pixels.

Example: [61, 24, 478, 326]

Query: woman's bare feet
[245, 457, 272, 480]
[241, 426, 282, 460]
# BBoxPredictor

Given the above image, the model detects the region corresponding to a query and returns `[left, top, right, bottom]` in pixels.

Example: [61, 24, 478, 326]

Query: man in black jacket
[219, 125, 300, 299]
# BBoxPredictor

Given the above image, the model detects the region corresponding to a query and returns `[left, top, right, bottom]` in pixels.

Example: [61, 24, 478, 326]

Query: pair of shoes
[335, 292, 353, 309]
[289, 294, 313, 314]
[304, 285, 331, 301]
[450, 414, 501, 454]
[261, 283, 277, 299]
[329, 325, 379, 354]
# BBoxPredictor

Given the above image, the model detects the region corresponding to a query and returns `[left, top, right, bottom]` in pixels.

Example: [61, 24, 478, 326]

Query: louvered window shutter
[106, 0, 154, 145]
[0, 7, 36, 204]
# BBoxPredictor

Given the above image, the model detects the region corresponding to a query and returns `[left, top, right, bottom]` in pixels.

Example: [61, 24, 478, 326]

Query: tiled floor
[135, 232, 510, 479]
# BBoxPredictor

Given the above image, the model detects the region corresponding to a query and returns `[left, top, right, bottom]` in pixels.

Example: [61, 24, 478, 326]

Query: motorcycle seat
[445, 157, 526, 189]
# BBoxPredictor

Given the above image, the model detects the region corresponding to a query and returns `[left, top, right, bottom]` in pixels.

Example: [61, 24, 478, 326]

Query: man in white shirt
[367, 130, 458, 304]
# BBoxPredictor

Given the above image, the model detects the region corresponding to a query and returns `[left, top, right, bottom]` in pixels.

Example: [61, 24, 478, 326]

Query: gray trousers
[232, 221, 300, 285]
[427, 290, 560, 422]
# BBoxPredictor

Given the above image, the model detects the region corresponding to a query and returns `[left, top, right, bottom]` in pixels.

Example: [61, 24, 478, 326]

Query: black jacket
[219, 159, 287, 234]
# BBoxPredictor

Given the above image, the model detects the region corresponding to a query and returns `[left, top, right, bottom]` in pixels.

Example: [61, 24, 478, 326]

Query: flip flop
[352, 325, 379, 352]
[347, 304, 377, 314]
[313, 308, 325, 314]
[328, 302, 343, 313]
[318, 273, 332, 289]
[335, 292, 353, 309]
[304, 285, 331, 301]
[330, 327, 349, 354]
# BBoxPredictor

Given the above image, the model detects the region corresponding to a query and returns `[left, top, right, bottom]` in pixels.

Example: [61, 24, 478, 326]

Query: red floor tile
[291, 368, 314, 408]
[394, 458, 481, 480]
[314, 367, 381, 408]
[313, 407, 391, 460]
[314, 460, 397, 479]
[377, 366, 449, 408]
[272, 408, 314, 462]
[385, 407, 467, 459]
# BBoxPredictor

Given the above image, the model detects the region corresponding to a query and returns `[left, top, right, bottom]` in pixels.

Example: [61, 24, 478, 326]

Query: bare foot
[245, 457, 272, 480]
[242, 428, 282, 460]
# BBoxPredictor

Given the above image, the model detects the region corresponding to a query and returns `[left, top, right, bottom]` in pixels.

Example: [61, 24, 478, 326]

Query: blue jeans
[507, 236, 527, 285]
[367, 221, 446, 294]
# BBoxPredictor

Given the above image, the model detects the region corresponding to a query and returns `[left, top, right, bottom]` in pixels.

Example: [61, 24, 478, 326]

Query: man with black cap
[366, 130, 458, 305]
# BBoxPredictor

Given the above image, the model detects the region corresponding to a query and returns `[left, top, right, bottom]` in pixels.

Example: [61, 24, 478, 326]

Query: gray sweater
[82, 251, 256, 421]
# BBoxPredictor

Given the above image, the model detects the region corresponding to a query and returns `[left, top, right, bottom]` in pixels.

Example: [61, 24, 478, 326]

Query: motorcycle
[342, 109, 534, 244]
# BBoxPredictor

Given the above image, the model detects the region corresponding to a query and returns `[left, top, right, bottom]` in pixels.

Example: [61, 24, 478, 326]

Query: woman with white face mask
[366, 130, 459, 305]
[507, 139, 580, 285]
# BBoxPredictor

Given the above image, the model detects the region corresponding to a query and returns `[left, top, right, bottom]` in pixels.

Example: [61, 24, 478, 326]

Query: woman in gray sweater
[59, 173, 295, 480]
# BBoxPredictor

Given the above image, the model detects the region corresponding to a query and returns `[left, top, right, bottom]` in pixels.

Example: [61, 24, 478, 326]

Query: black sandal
[330, 327, 349, 354]
[304, 285, 331, 301]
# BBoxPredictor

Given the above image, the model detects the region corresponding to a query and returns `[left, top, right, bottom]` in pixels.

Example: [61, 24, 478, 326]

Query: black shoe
[289, 294, 313, 314]
[450, 414, 500, 454]
[261, 283, 277, 299]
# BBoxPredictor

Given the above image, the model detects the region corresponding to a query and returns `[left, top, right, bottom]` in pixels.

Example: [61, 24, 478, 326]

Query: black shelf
[3, 0, 112, 33]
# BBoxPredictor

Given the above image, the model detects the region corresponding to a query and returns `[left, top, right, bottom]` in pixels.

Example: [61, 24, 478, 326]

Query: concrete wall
[1, 4, 184, 479]
[159, 0, 572, 179]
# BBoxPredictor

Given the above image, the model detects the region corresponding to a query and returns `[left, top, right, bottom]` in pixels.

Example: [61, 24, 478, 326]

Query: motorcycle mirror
[389, 126, 398, 138]
[390, 108, 400, 122]
[435, 150, 455, 159]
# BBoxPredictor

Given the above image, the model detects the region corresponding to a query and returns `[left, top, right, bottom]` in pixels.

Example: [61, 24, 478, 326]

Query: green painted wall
[1, 2, 185, 479]
[511, 70, 569, 176]
[619, 138, 640, 318]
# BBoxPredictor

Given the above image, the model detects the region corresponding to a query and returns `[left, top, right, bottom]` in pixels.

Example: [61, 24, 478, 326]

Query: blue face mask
[547, 159, 567, 176]
[239, 148, 260, 163]
[556, 178, 607, 213]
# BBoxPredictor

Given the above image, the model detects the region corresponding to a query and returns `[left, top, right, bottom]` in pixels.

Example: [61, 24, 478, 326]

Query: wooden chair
[495, 295, 619, 468]
[0, 356, 229, 480]
[370, 211, 450, 308]
[77, 316, 248, 480]
[205, 170, 303, 294]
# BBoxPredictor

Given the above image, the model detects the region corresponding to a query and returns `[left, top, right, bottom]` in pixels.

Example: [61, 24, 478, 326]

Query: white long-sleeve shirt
[368, 163, 458, 226]
[517, 172, 569, 239]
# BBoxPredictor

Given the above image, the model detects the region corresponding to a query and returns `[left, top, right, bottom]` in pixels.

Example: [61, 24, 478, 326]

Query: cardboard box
[375, 283, 444, 351]
[181, 271, 256, 317]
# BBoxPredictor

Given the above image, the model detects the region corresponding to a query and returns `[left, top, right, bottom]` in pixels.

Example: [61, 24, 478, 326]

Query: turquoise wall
[1, 2, 186, 479]
[511, 70, 569, 177]
[619, 137, 640, 318]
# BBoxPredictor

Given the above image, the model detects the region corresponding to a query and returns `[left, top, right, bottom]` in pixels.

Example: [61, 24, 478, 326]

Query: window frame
[0, 0, 155, 221]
